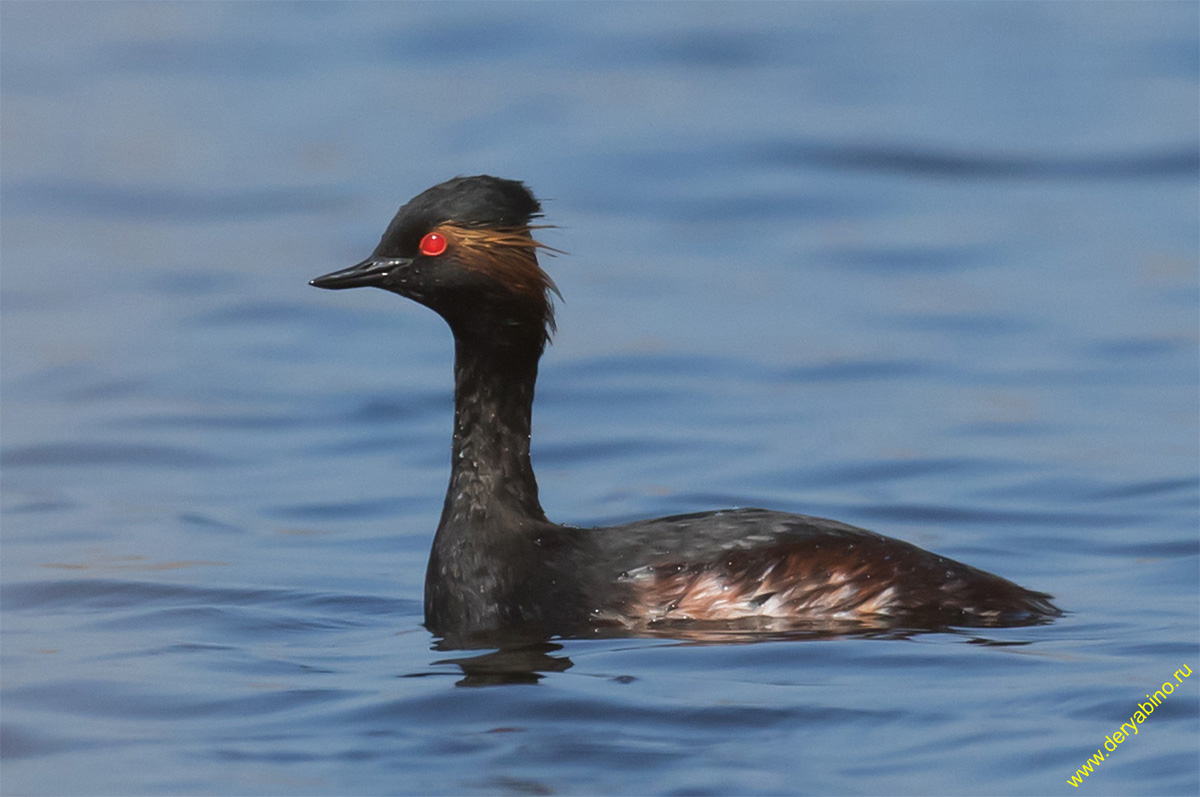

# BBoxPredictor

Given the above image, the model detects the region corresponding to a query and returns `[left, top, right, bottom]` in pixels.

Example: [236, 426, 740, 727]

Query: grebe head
[311, 175, 559, 348]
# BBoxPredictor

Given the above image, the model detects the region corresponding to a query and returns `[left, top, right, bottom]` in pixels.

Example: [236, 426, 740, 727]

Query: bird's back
[576, 508, 1058, 632]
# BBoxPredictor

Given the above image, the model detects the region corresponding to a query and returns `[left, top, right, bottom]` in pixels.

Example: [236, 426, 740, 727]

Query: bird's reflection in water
[432, 640, 572, 687]
[425, 618, 1050, 687]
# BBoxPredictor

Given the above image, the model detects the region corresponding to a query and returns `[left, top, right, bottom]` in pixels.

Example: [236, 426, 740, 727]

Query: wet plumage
[311, 175, 1059, 643]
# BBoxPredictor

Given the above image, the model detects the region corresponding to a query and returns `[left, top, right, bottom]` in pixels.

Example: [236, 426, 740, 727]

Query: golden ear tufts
[439, 224, 564, 332]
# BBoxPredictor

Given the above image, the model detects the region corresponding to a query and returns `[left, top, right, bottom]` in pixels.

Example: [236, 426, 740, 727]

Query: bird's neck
[438, 335, 547, 530]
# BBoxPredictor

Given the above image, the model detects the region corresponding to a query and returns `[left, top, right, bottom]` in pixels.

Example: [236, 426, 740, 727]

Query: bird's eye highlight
[419, 232, 448, 257]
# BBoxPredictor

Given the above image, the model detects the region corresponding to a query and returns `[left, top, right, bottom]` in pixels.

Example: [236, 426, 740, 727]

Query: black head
[311, 175, 558, 349]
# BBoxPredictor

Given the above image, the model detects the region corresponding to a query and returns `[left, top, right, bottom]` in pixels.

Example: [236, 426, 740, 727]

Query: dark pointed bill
[310, 257, 410, 290]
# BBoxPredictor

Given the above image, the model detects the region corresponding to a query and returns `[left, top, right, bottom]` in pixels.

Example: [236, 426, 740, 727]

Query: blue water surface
[2, 3, 1197, 795]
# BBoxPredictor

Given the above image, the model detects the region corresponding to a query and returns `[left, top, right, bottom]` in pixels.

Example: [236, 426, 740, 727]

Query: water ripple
[2, 578, 407, 618]
[761, 141, 1200, 181]
[4, 180, 349, 221]
[2, 442, 235, 469]
[4, 678, 358, 721]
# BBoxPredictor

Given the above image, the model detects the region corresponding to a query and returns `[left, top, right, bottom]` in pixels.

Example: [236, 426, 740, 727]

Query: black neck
[438, 334, 547, 530]
[425, 322, 557, 638]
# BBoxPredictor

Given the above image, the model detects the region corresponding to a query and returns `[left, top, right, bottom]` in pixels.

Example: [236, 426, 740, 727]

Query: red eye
[419, 232, 448, 257]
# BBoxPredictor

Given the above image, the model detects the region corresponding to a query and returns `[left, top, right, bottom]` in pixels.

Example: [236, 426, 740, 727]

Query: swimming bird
[311, 175, 1058, 642]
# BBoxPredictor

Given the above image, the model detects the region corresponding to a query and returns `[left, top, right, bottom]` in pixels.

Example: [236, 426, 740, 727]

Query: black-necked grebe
[311, 175, 1059, 640]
